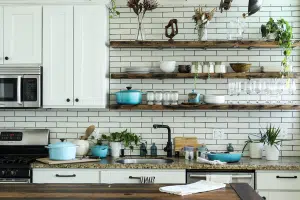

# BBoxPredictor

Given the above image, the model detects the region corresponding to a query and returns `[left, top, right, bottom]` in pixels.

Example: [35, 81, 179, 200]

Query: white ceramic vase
[249, 143, 264, 159]
[110, 142, 122, 158]
[73, 140, 89, 156]
[265, 144, 280, 161]
[267, 33, 276, 40]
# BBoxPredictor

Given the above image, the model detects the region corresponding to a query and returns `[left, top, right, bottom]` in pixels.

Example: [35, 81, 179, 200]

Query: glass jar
[163, 91, 171, 105]
[146, 91, 154, 105]
[170, 91, 179, 105]
[154, 91, 163, 105]
[191, 62, 203, 73]
[215, 62, 226, 73]
[202, 62, 214, 73]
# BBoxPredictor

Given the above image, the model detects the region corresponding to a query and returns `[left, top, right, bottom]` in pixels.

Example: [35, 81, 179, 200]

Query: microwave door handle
[17, 76, 22, 105]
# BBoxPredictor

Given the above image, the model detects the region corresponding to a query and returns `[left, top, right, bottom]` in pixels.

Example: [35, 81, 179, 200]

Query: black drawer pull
[276, 176, 297, 179]
[55, 174, 76, 178]
[262, 197, 266, 200]
[129, 176, 140, 179]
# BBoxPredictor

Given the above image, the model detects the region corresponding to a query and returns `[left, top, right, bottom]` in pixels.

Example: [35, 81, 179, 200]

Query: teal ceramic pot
[45, 139, 77, 161]
[115, 87, 144, 105]
[91, 145, 109, 158]
[188, 90, 201, 103]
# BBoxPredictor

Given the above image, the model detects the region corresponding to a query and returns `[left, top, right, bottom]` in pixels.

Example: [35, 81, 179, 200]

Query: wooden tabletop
[0, 183, 262, 200]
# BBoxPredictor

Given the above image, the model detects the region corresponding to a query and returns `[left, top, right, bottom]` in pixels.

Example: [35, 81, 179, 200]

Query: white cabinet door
[269, 192, 300, 200]
[0, 7, 3, 65]
[43, 6, 74, 107]
[4, 6, 42, 64]
[74, 5, 108, 108]
[100, 169, 186, 184]
[32, 169, 100, 183]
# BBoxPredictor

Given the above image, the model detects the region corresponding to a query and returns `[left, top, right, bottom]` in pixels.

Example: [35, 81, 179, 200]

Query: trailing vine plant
[108, 0, 120, 18]
[262, 18, 293, 77]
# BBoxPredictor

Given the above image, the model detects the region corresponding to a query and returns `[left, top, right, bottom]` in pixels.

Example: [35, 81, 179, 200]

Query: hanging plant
[108, 0, 120, 18]
[261, 18, 293, 76]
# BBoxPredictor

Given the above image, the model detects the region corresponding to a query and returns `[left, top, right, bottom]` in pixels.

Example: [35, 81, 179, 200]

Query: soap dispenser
[150, 143, 157, 157]
[140, 142, 147, 157]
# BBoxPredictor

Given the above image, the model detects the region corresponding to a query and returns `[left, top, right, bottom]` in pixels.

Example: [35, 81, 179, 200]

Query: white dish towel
[206, 175, 232, 184]
[159, 180, 226, 196]
[197, 157, 227, 165]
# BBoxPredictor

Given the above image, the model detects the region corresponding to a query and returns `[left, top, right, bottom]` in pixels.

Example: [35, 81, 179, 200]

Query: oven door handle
[17, 76, 23, 105]
[0, 178, 30, 183]
[189, 175, 253, 179]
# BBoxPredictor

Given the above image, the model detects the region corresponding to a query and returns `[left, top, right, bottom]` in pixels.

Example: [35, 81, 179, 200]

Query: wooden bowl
[230, 63, 252, 73]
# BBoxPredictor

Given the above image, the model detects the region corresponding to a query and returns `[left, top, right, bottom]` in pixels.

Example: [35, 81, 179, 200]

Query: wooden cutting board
[174, 137, 198, 152]
[36, 157, 100, 165]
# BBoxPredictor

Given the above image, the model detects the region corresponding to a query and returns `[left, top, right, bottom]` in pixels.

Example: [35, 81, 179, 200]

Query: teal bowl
[91, 145, 109, 158]
[207, 152, 242, 163]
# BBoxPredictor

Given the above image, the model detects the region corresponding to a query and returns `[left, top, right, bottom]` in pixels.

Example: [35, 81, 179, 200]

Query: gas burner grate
[0, 156, 37, 165]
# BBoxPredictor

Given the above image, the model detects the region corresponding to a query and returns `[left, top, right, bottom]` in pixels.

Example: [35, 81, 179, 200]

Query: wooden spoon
[81, 125, 95, 140]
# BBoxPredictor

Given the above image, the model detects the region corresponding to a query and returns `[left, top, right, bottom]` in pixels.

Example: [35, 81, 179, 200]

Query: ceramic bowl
[160, 61, 176, 73]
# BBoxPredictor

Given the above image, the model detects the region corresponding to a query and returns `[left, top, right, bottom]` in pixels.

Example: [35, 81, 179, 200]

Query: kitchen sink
[116, 158, 174, 164]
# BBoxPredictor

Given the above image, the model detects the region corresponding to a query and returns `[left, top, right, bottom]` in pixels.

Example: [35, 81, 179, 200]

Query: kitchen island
[0, 183, 261, 200]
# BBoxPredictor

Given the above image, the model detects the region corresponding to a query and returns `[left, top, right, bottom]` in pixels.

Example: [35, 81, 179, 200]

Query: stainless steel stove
[0, 129, 49, 183]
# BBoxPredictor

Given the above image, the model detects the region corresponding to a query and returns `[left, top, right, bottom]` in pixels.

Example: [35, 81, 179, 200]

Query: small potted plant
[101, 129, 141, 158]
[242, 132, 266, 159]
[264, 125, 281, 161]
[261, 18, 278, 40]
[261, 18, 293, 75]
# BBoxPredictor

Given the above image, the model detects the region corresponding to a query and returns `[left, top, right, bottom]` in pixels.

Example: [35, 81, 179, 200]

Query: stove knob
[1, 170, 5, 176]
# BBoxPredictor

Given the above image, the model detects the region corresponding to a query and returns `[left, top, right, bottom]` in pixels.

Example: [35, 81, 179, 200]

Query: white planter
[265, 144, 280, 161]
[110, 142, 122, 158]
[73, 140, 89, 156]
[267, 33, 276, 40]
[249, 143, 263, 159]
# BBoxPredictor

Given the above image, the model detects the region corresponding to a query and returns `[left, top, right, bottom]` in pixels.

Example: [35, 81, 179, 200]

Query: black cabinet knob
[262, 197, 266, 200]
[66, 98, 70, 102]
[75, 98, 79, 102]
[4, 57, 9, 60]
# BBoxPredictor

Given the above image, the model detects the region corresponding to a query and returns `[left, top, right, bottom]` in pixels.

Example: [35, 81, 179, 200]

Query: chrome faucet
[153, 124, 172, 158]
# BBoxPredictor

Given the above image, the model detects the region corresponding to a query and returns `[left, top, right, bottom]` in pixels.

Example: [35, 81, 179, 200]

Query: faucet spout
[153, 124, 172, 157]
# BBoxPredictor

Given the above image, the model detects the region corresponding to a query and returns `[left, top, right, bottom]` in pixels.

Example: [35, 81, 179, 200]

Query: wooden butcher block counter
[0, 183, 262, 200]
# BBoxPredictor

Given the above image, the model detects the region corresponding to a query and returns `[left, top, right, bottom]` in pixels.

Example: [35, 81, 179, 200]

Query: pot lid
[116, 87, 141, 93]
[48, 139, 76, 148]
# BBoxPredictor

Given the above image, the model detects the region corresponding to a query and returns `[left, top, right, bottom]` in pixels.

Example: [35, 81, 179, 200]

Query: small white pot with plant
[242, 132, 266, 159]
[100, 129, 141, 158]
[264, 125, 282, 161]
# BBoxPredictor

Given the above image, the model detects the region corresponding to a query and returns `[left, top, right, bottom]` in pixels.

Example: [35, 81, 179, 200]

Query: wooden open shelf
[110, 104, 300, 110]
[111, 72, 299, 79]
[110, 40, 300, 49]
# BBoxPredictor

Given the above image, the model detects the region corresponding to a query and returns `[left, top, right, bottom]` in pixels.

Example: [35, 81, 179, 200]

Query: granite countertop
[31, 157, 300, 171]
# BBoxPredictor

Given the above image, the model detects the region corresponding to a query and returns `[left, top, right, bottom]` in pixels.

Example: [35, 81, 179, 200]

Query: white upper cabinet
[43, 6, 74, 107]
[74, 5, 108, 108]
[4, 6, 42, 64]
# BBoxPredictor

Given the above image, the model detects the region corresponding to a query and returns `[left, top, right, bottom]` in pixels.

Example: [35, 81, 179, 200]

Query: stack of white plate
[261, 66, 282, 72]
[203, 95, 225, 104]
[125, 67, 151, 74]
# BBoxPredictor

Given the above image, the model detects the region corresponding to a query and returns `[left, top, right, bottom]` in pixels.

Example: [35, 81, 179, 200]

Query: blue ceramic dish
[207, 152, 242, 163]
[45, 139, 77, 161]
[91, 145, 109, 158]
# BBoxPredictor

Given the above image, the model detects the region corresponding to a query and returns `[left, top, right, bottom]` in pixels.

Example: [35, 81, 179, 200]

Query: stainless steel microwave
[0, 67, 42, 108]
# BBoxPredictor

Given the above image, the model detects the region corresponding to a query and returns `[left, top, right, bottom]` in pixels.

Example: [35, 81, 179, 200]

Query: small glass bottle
[147, 91, 154, 105]
[154, 91, 163, 105]
[150, 143, 157, 157]
[163, 91, 171, 105]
